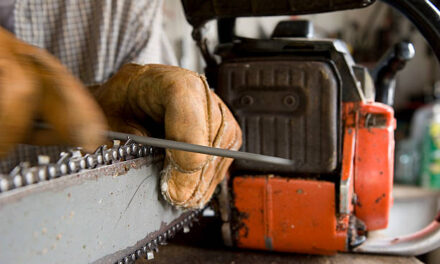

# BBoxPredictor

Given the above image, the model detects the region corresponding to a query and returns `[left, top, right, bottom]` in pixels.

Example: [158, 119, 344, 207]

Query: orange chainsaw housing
[231, 102, 395, 254]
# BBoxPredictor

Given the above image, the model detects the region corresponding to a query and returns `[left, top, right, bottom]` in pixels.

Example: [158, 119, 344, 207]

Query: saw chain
[114, 210, 201, 264]
[0, 139, 202, 264]
[0, 139, 158, 193]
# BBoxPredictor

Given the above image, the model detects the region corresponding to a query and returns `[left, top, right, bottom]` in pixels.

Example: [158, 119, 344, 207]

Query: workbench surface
[146, 243, 421, 264]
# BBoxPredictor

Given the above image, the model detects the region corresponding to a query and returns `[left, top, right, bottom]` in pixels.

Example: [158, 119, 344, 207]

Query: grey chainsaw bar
[0, 154, 200, 264]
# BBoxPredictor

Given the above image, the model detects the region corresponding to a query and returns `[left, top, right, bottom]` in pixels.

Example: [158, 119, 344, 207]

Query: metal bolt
[240, 95, 254, 106]
[283, 95, 297, 108]
[352, 193, 358, 205]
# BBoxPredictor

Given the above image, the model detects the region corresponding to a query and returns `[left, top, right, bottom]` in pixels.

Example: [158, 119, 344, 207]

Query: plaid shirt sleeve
[14, 0, 177, 86]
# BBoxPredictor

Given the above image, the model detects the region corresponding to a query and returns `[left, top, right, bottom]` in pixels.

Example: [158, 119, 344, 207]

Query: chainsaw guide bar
[0, 140, 201, 264]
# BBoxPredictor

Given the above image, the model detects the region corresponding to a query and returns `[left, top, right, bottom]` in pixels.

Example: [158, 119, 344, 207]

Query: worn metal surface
[0, 157, 186, 264]
[232, 176, 346, 254]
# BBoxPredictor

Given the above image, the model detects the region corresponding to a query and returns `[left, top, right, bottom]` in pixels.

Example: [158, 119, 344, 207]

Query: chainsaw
[181, 0, 440, 256]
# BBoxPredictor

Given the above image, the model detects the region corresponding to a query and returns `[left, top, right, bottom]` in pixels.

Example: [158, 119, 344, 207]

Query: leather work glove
[93, 64, 242, 209]
[0, 28, 107, 155]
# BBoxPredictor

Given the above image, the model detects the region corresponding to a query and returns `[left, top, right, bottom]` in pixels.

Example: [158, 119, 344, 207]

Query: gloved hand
[93, 64, 242, 209]
[0, 27, 107, 155]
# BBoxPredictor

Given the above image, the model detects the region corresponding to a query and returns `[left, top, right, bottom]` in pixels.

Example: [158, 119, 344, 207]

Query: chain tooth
[142, 146, 148, 157]
[118, 147, 126, 159]
[131, 144, 139, 156]
[104, 150, 112, 164]
[124, 145, 131, 156]
[13, 174, 23, 188]
[142, 246, 148, 253]
[59, 163, 68, 175]
[38, 167, 48, 181]
[68, 160, 77, 173]
[136, 249, 142, 258]
[0, 176, 11, 192]
[86, 155, 96, 168]
[24, 170, 37, 185]
[123, 257, 129, 264]
[112, 149, 119, 160]
[95, 154, 102, 165]
[79, 158, 87, 170]
[2, 140, 161, 194]
[118, 261, 123, 264]
[48, 165, 58, 179]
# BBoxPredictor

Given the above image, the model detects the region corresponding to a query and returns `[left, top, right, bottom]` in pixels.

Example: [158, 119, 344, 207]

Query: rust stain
[375, 193, 386, 204]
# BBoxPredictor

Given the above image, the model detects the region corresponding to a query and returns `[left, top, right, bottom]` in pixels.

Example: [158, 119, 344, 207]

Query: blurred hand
[93, 64, 242, 209]
[0, 28, 107, 155]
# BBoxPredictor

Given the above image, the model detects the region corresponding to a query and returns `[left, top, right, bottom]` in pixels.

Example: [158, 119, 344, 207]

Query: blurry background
[162, 1, 440, 262]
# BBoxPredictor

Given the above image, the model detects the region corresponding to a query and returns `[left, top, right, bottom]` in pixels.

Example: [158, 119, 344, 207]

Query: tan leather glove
[93, 64, 242, 209]
[0, 28, 107, 155]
